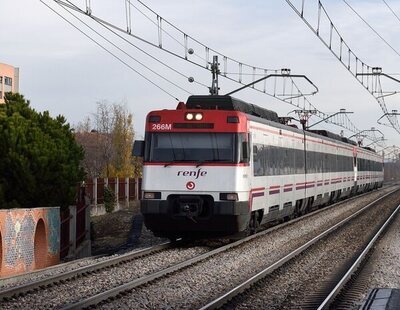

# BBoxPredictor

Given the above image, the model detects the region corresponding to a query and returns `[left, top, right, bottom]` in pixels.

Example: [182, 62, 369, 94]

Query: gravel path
[230, 192, 400, 309]
[100, 188, 399, 309]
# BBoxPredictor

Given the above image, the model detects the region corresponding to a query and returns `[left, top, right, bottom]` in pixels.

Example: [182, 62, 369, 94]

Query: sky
[1, 0, 400, 147]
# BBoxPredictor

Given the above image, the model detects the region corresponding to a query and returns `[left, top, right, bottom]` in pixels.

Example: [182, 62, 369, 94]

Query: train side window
[239, 133, 250, 163]
[253, 144, 264, 176]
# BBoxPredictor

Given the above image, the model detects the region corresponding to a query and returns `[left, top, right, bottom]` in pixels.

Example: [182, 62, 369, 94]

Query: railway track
[203, 190, 400, 309]
[316, 203, 400, 309]
[0, 241, 174, 300]
[1, 186, 397, 309]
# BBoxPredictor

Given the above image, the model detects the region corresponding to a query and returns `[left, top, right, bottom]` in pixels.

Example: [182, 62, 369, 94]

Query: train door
[352, 147, 358, 194]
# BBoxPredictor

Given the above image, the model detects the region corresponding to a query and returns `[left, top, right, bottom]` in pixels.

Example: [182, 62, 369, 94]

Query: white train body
[137, 96, 384, 238]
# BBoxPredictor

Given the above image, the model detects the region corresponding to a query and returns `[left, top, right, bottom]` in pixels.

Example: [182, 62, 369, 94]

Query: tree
[109, 104, 135, 177]
[74, 116, 108, 178]
[0, 93, 85, 210]
[75, 100, 141, 178]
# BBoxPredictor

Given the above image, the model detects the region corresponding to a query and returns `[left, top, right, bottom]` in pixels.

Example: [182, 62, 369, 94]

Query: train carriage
[133, 95, 384, 239]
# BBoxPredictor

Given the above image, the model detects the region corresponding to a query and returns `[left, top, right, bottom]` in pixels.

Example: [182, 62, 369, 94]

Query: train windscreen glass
[145, 132, 238, 163]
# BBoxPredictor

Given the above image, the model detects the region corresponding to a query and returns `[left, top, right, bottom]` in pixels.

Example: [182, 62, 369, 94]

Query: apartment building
[0, 63, 19, 104]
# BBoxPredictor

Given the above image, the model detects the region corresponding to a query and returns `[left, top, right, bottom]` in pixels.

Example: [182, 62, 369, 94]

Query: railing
[60, 208, 72, 259]
[85, 177, 142, 205]
[60, 177, 142, 259]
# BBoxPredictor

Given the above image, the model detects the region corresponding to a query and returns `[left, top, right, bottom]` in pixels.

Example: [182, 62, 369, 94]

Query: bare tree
[93, 101, 115, 177]
[75, 116, 106, 177]
[75, 100, 140, 178]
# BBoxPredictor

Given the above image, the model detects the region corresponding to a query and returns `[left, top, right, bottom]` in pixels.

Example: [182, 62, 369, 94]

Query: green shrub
[0, 93, 85, 210]
[104, 186, 115, 213]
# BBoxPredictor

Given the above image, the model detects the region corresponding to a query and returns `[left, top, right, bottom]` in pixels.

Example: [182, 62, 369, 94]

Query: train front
[137, 103, 251, 239]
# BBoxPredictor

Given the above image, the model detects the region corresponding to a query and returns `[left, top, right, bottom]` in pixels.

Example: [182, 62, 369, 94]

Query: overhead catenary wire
[130, 0, 316, 101]
[48, 0, 376, 139]
[54, 0, 324, 107]
[53, 0, 317, 106]
[63, 0, 210, 90]
[342, 0, 400, 58]
[54, 0, 287, 94]
[284, 0, 399, 136]
[382, 0, 400, 24]
[134, 0, 278, 72]
[40, 0, 181, 101]
[61, 0, 194, 96]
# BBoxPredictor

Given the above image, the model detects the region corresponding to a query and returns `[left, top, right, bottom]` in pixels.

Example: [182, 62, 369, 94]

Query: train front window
[145, 132, 238, 163]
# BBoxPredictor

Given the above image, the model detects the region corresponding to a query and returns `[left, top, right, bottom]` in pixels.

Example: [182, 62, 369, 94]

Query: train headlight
[220, 193, 239, 201]
[185, 113, 203, 121]
[143, 192, 161, 199]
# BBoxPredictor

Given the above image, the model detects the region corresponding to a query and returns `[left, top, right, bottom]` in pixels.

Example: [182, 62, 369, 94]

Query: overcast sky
[1, 0, 400, 147]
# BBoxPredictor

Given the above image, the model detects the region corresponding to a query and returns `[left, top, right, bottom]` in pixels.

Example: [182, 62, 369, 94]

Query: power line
[55, 0, 304, 99]
[60, 0, 194, 95]
[382, 0, 400, 24]
[63, 0, 210, 90]
[342, 0, 400, 58]
[40, 0, 181, 101]
[48, 0, 365, 136]
[284, 0, 400, 135]
[52, 0, 320, 110]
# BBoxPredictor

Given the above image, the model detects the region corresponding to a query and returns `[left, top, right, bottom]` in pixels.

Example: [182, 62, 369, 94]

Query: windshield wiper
[164, 159, 233, 168]
[195, 159, 233, 168]
[164, 159, 194, 167]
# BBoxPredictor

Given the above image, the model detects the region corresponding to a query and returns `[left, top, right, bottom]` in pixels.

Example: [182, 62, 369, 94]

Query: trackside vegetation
[0, 93, 85, 210]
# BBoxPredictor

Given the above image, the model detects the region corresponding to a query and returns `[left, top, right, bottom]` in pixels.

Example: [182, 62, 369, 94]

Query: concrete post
[115, 177, 119, 209]
[93, 178, 97, 207]
[135, 177, 139, 200]
[68, 205, 77, 258]
[85, 202, 91, 256]
[125, 177, 129, 207]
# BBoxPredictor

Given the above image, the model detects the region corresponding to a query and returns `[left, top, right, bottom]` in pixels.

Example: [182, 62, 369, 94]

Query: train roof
[307, 130, 358, 146]
[362, 146, 376, 153]
[185, 95, 374, 153]
[186, 95, 279, 122]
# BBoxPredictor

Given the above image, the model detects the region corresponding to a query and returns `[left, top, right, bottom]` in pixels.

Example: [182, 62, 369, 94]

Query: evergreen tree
[0, 93, 85, 210]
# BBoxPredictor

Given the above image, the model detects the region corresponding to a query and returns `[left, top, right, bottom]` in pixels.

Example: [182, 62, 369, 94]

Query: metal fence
[85, 177, 142, 205]
[60, 177, 142, 259]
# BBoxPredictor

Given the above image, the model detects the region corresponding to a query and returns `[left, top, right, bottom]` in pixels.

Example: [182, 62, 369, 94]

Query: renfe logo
[186, 181, 195, 190]
[177, 168, 207, 179]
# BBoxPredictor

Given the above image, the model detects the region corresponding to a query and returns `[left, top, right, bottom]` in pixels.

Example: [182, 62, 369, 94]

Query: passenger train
[133, 95, 384, 239]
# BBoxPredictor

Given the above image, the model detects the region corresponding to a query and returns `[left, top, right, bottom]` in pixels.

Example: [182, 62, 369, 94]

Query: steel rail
[1, 185, 395, 306]
[0, 241, 173, 300]
[63, 188, 398, 310]
[199, 189, 398, 310]
[317, 203, 400, 309]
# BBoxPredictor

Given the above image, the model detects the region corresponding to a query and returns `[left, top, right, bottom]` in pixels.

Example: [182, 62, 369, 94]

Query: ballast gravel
[102, 188, 398, 309]
[231, 192, 400, 309]
[365, 211, 400, 287]
[335, 208, 400, 308]
[1, 186, 396, 309]
[0, 225, 167, 291]
[1, 246, 210, 309]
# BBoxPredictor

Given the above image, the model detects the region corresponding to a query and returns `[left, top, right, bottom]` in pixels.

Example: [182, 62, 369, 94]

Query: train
[133, 95, 384, 239]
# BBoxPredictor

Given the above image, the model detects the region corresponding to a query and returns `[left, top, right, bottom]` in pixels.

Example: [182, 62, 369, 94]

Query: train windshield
[145, 132, 241, 163]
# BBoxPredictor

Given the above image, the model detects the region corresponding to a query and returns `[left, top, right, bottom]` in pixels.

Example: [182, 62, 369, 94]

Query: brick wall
[0, 207, 60, 278]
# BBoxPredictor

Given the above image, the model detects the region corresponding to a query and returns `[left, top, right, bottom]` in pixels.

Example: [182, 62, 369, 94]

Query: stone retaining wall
[0, 207, 60, 278]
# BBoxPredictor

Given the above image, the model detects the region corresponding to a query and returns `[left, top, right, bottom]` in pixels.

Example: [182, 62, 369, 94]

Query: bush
[0, 93, 85, 210]
[104, 186, 115, 213]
